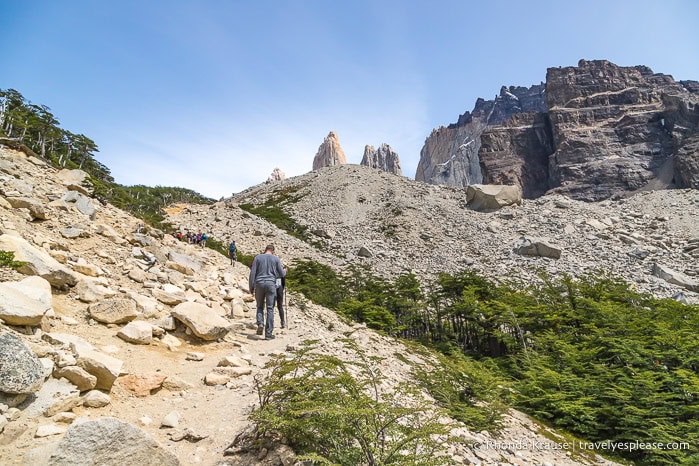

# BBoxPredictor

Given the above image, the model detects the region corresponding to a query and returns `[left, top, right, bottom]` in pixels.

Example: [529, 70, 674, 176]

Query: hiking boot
[256, 325, 264, 335]
[265, 334, 276, 340]
[280, 322, 286, 329]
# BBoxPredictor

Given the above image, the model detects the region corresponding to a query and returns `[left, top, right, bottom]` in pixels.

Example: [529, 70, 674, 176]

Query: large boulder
[171, 302, 232, 341]
[0, 276, 53, 325]
[47, 417, 180, 466]
[652, 264, 699, 292]
[62, 191, 96, 219]
[56, 169, 92, 195]
[513, 236, 562, 259]
[0, 234, 78, 286]
[88, 298, 139, 324]
[167, 251, 203, 274]
[75, 349, 124, 391]
[5, 196, 49, 220]
[75, 279, 116, 303]
[117, 321, 153, 345]
[0, 332, 45, 394]
[466, 184, 522, 211]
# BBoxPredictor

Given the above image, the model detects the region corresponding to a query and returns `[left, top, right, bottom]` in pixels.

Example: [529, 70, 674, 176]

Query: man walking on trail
[249, 244, 286, 340]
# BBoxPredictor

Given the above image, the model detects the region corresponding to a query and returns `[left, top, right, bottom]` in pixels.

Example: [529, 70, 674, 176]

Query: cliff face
[418, 60, 699, 200]
[545, 60, 698, 200]
[312, 131, 347, 170]
[360, 144, 402, 175]
[415, 85, 546, 187]
[479, 112, 553, 198]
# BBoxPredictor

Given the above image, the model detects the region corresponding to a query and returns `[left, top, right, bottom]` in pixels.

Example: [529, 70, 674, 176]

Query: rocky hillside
[0, 147, 622, 465]
[418, 60, 699, 200]
[172, 164, 699, 304]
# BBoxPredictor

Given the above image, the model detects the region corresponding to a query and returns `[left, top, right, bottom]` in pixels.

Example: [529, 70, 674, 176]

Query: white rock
[75, 279, 116, 303]
[47, 417, 178, 465]
[0, 234, 78, 286]
[75, 349, 124, 391]
[54, 366, 97, 392]
[161, 411, 180, 428]
[171, 301, 232, 341]
[82, 390, 111, 408]
[466, 184, 522, 211]
[117, 321, 153, 345]
[36, 424, 68, 437]
[0, 276, 53, 325]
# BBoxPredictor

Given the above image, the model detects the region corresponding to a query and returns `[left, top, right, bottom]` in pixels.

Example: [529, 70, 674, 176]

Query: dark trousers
[276, 286, 285, 327]
[255, 281, 276, 337]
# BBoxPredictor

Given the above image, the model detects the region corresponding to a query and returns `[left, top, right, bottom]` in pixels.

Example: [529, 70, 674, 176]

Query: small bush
[251, 339, 458, 465]
[0, 250, 25, 269]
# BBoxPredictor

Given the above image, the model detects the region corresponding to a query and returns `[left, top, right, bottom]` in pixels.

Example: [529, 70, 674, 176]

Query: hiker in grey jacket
[249, 244, 286, 340]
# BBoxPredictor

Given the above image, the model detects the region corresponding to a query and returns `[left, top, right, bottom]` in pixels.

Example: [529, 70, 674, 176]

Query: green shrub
[0, 250, 25, 269]
[409, 346, 510, 433]
[251, 339, 458, 465]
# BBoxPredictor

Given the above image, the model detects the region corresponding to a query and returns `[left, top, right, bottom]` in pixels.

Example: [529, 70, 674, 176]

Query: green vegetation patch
[0, 250, 25, 269]
[287, 259, 699, 464]
[250, 339, 459, 465]
[239, 185, 318, 244]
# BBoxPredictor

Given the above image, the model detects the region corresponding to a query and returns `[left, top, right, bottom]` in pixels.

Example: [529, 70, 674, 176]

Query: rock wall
[312, 131, 347, 170]
[360, 144, 402, 175]
[415, 85, 545, 187]
[546, 59, 698, 200]
[418, 60, 699, 200]
[479, 112, 553, 198]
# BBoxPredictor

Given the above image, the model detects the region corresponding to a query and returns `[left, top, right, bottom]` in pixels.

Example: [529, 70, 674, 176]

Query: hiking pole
[285, 285, 290, 330]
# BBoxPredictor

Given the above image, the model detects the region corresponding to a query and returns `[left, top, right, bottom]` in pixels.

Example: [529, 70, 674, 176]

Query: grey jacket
[249, 253, 286, 291]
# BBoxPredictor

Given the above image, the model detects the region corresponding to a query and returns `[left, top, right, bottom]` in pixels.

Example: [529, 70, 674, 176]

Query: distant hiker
[201, 232, 207, 247]
[276, 274, 286, 329]
[228, 240, 237, 265]
[249, 244, 286, 340]
[136, 223, 144, 234]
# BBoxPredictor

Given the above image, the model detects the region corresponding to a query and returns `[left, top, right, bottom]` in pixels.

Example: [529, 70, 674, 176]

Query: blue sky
[2, 0, 698, 198]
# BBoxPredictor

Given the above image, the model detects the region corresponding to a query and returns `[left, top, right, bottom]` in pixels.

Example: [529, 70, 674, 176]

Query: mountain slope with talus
[171, 163, 699, 304]
[0, 147, 625, 465]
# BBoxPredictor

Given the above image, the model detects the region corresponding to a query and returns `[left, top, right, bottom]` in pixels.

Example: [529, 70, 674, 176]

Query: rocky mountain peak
[360, 143, 402, 176]
[312, 131, 347, 170]
[266, 167, 286, 183]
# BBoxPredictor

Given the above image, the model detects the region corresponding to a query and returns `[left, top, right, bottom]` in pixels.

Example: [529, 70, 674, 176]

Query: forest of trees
[288, 261, 699, 465]
[0, 88, 213, 226]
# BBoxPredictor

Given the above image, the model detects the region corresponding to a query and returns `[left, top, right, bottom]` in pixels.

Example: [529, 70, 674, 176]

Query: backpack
[229, 243, 236, 253]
